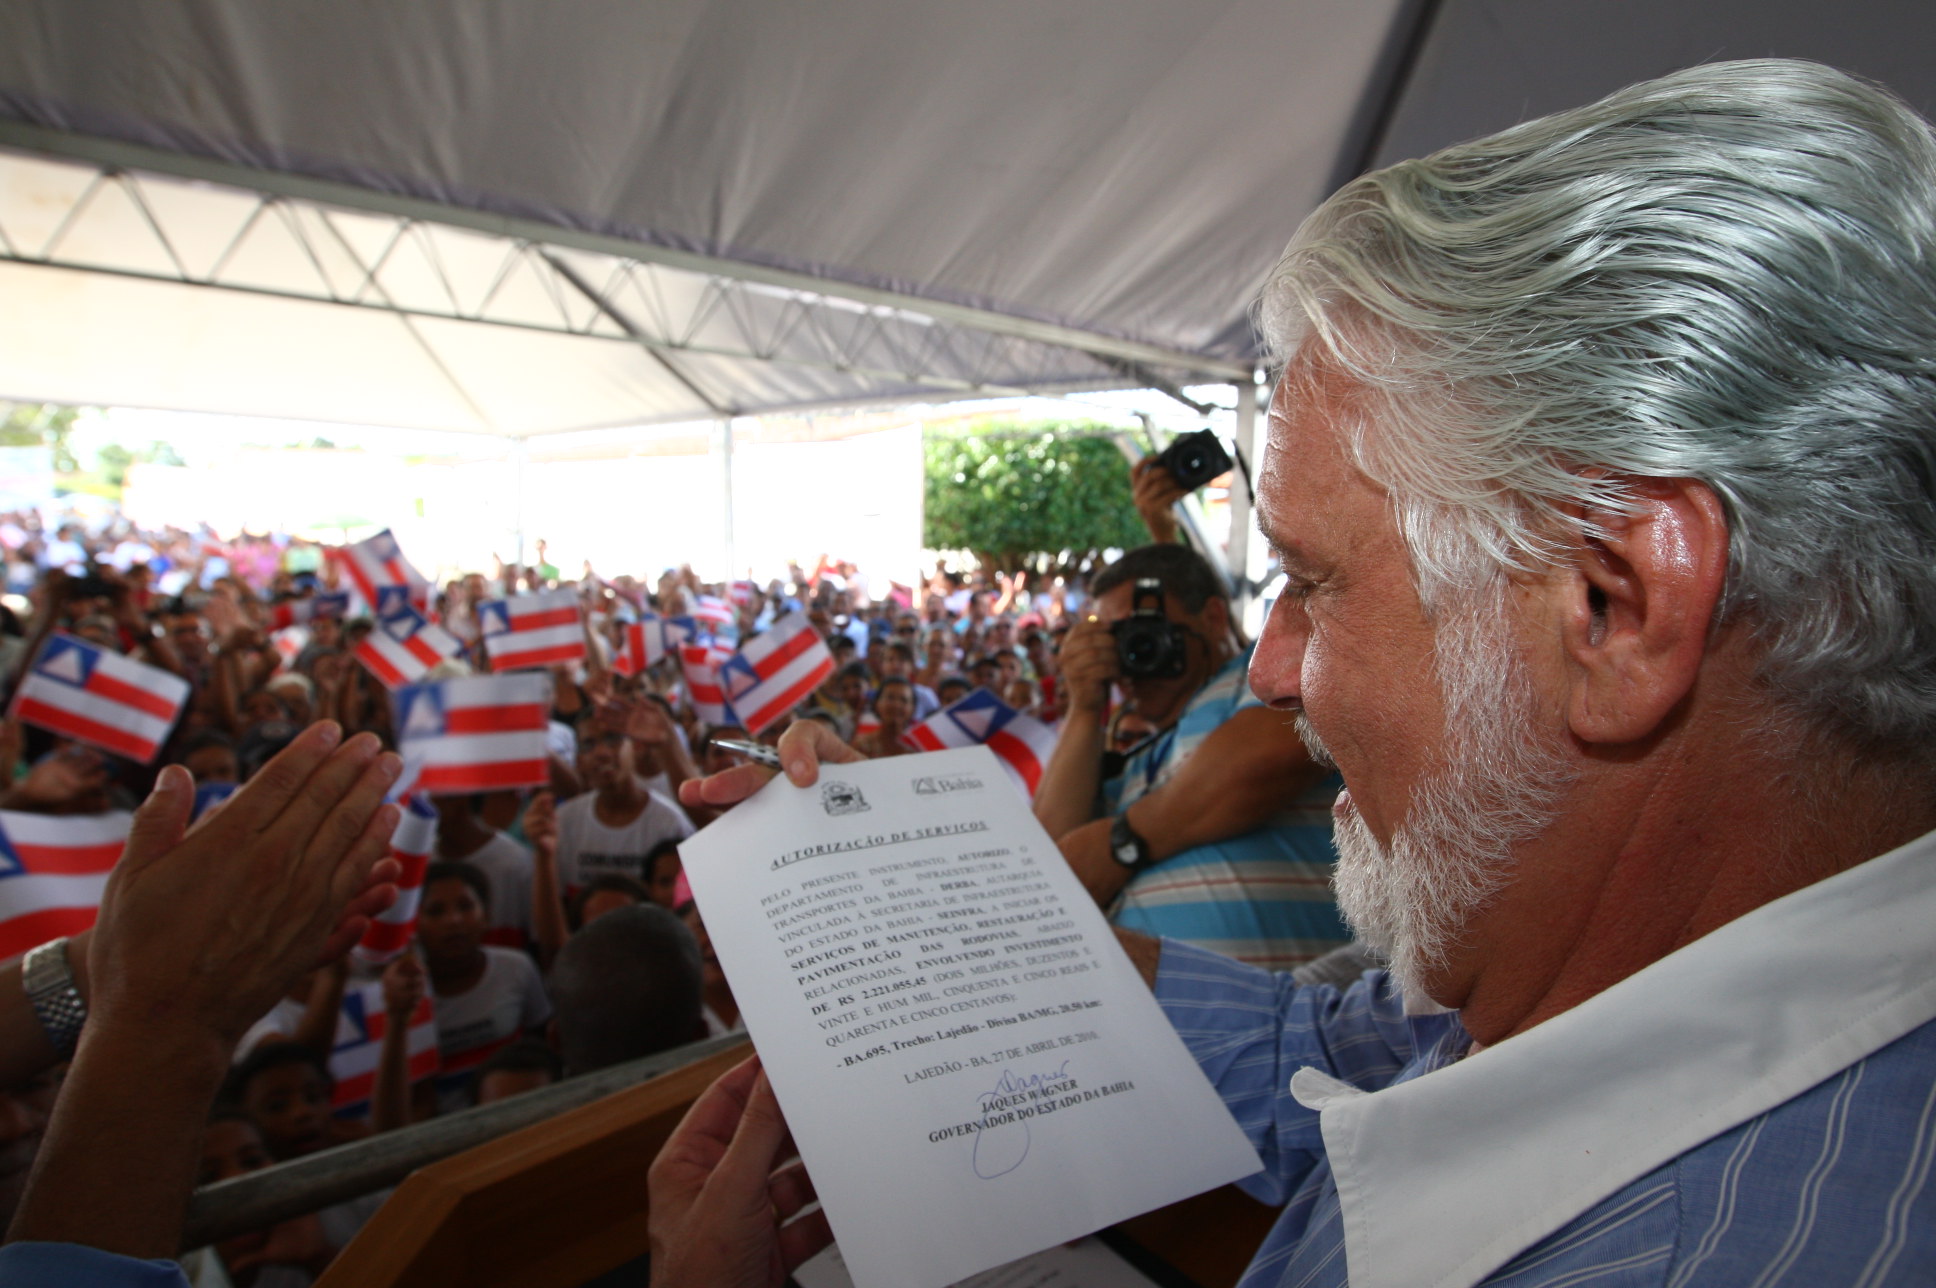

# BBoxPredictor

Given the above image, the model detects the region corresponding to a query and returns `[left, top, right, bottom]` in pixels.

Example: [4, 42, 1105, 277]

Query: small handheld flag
[0, 810, 133, 958]
[611, 614, 668, 678]
[329, 529, 430, 614]
[691, 594, 735, 633]
[356, 606, 463, 690]
[902, 687, 1056, 797]
[269, 591, 350, 631]
[328, 982, 440, 1116]
[478, 589, 585, 673]
[11, 634, 190, 764]
[717, 611, 834, 735]
[679, 641, 738, 726]
[396, 673, 554, 793]
[353, 795, 439, 965]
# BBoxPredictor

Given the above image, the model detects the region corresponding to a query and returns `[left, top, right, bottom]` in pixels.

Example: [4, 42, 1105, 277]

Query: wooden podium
[318, 1040, 1277, 1288]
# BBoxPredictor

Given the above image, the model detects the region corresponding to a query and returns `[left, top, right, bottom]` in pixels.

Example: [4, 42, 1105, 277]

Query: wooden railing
[315, 1043, 746, 1288]
[310, 1040, 1279, 1288]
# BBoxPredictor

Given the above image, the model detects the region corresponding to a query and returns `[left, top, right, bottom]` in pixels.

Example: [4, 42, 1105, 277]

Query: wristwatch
[22, 937, 86, 1059]
[1109, 813, 1157, 873]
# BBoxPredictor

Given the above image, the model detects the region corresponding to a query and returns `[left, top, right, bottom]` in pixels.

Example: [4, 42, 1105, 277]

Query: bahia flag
[396, 673, 553, 794]
[611, 613, 668, 678]
[691, 594, 735, 633]
[328, 980, 440, 1116]
[662, 615, 704, 651]
[329, 529, 430, 614]
[902, 687, 1057, 798]
[478, 589, 584, 672]
[11, 634, 190, 764]
[269, 626, 309, 670]
[679, 641, 738, 726]
[0, 810, 132, 959]
[728, 579, 761, 608]
[717, 611, 835, 735]
[269, 591, 350, 631]
[356, 606, 462, 690]
[352, 795, 439, 965]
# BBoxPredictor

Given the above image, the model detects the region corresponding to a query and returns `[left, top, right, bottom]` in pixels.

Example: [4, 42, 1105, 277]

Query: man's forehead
[1258, 371, 1387, 561]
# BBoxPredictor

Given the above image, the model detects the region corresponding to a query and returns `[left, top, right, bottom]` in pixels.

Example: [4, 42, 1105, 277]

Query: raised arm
[523, 790, 570, 970]
[1130, 456, 1190, 545]
[7, 722, 402, 1261]
[1030, 613, 1116, 841]
[372, 950, 426, 1134]
[1056, 705, 1324, 906]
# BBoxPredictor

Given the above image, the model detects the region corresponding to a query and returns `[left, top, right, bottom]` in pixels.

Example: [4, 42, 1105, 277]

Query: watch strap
[1109, 812, 1157, 873]
[22, 936, 86, 1059]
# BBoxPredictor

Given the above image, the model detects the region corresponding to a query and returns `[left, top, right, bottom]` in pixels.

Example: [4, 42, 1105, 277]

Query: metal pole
[513, 441, 527, 574]
[1227, 373, 1261, 614]
[181, 1033, 748, 1249]
[718, 416, 736, 580]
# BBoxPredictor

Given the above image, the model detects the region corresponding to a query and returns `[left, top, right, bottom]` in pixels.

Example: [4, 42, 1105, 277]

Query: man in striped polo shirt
[1035, 542, 1351, 971]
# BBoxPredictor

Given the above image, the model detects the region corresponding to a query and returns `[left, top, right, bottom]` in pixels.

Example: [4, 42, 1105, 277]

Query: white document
[681, 745, 1261, 1288]
[793, 1235, 1168, 1288]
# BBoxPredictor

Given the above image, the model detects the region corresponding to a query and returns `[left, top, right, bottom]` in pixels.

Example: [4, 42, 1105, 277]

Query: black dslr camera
[1111, 578, 1189, 678]
[1152, 429, 1233, 492]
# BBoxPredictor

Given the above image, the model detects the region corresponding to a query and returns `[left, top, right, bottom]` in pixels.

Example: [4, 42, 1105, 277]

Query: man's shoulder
[1486, 1019, 1936, 1286]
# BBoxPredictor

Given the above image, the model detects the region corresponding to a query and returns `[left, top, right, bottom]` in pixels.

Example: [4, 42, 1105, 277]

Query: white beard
[1300, 591, 1574, 1003]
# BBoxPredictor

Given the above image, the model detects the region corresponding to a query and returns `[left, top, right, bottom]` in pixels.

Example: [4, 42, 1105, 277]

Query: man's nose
[1248, 593, 1308, 710]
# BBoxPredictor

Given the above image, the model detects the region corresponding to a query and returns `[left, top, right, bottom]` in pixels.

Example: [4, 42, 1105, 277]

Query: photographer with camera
[1129, 431, 1230, 546]
[1033, 543, 1348, 970]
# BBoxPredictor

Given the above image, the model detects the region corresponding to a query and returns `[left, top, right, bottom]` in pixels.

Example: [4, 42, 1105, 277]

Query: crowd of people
[0, 435, 1333, 1283]
[4, 53, 1936, 1288]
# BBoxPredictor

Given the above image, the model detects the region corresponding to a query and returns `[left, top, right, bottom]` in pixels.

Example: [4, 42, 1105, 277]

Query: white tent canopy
[0, 0, 1932, 438]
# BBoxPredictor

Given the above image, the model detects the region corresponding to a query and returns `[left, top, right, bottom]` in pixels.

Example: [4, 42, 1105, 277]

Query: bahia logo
[913, 774, 984, 795]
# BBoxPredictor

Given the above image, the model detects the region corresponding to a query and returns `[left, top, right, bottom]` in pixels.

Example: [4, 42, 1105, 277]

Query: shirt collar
[1302, 828, 1936, 1288]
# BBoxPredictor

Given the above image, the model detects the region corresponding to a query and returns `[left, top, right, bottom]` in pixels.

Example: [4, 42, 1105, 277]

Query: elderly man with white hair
[658, 58, 1936, 1288]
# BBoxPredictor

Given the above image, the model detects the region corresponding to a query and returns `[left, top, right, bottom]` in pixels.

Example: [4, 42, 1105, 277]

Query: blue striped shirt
[1105, 648, 1348, 970]
[1155, 829, 1936, 1287]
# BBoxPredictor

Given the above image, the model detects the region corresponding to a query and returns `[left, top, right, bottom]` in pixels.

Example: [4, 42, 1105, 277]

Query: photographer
[1033, 543, 1348, 970]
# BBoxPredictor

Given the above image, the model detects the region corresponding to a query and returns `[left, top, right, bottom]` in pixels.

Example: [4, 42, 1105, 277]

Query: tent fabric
[0, 1, 1932, 435]
[0, 0, 1404, 358]
[1373, 0, 1936, 171]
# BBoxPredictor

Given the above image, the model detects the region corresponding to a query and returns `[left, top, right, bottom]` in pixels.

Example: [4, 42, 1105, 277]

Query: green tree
[97, 443, 135, 489]
[0, 402, 80, 472]
[924, 421, 1146, 574]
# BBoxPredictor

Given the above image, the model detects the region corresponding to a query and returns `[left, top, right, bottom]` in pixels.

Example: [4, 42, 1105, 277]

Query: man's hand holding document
[660, 725, 1260, 1288]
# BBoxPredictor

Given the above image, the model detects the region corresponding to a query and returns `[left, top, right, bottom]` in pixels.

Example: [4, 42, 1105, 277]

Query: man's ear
[1559, 477, 1729, 745]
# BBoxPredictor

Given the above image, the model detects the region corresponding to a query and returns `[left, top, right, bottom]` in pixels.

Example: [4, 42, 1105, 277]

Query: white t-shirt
[235, 996, 311, 1062]
[434, 831, 535, 947]
[554, 789, 695, 890]
[430, 946, 551, 1109]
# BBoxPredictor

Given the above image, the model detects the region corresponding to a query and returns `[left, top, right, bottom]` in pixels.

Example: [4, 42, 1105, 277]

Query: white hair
[1261, 59, 1936, 753]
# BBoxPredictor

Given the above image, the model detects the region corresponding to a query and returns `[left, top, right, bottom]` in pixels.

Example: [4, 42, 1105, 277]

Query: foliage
[1, 401, 186, 498]
[0, 402, 80, 473]
[923, 421, 1146, 574]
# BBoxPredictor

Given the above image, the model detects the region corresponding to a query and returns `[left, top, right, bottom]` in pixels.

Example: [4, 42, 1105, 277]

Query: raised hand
[86, 722, 403, 1056]
[676, 719, 863, 812]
